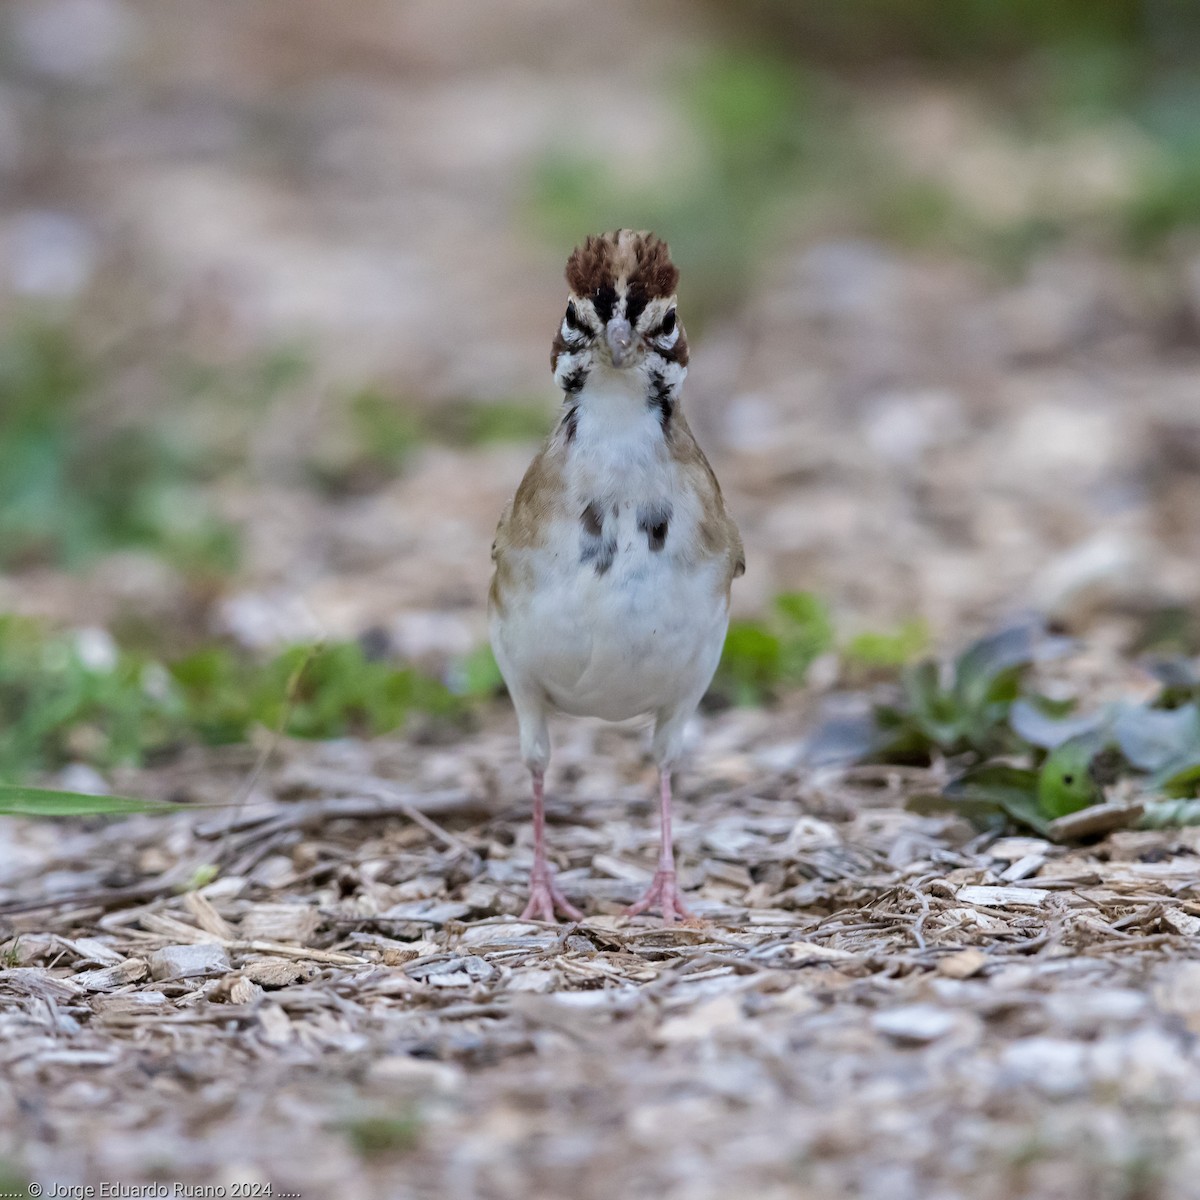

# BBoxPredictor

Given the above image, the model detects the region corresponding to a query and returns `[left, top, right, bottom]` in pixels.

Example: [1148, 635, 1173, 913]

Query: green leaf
[1009, 697, 1109, 750]
[907, 790, 1010, 828]
[958, 621, 1071, 710]
[0, 784, 181, 818]
[940, 763, 1050, 835]
[180, 863, 220, 891]
[1113, 702, 1200, 771]
[342, 1111, 422, 1158]
[954, 624, 1040, 711]
[717, 621, 783, 705]
[1149, 756, 1200, 798]
[773, 592, 835, 681]
[844, 619, 929, 668]
[902, 660, 967, 748]
[1143, 657, 1200, 707]
[455, 645, 505, 699]
[1037, 736, 1105, 818]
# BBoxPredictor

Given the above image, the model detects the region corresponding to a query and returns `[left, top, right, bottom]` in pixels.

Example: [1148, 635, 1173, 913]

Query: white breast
[492, 368, 729, 723]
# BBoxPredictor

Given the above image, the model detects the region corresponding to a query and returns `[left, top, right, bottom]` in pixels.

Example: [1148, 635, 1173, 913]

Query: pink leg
[626, 769, 694, 924]
[520, 769, 583, 922]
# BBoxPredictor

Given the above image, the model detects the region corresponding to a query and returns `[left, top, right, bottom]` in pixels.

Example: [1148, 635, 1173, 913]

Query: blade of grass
[0, 784, 183, 817]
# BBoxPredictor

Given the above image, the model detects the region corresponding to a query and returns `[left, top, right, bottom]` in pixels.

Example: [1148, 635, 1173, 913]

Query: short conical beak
[606, 317, 633, 367]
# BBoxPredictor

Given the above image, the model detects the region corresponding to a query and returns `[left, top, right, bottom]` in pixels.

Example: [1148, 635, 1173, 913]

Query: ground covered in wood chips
[4, 2, 1200, 1197]
[5, 705, 1200, 1200]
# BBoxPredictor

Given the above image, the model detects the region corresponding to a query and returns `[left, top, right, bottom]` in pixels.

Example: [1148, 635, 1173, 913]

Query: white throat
[576, 361, 651, 425]
[568, 363, 667, 500]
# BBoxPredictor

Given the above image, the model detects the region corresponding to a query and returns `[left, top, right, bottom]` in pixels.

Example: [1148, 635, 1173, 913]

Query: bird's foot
[625, 869, 695, 924]
[520, 867, 584, 923]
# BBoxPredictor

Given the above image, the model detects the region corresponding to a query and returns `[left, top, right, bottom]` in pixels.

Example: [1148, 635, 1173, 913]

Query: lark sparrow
[489, 230, 744, 923]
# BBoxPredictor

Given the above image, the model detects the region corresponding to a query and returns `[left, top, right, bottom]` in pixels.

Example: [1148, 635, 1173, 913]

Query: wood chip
[54, 936, 125, 966]
[657, 994, 745, 1042]
[241, 957, 315, 988]
[234, 940, 367, 966]
[987, 837, 1053, 863]
[1047, 800, 1144, 841]
[779, 941, 855, 963]
[257, 1003, 294, 1045]
[149, 943, 231, 981]
[238, 902, 319, 944]
[72, 958, 148, 991]
[999, 854, 1046, 883]
[214, 975, 265, 1005]
[91, 991, 168, 1015]
[183, 891, 237, 940]
[956, 885, 1052, 909]
[872, 1004, 957, 1042]
[1163, 909, 1200, 937]
[937, 948, 988, 979]
[0, 967, 82, 1000]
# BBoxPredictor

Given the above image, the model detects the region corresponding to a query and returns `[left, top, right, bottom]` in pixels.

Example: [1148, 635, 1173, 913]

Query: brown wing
[488, 438, 567, 615]
[667, 412, 744, 591]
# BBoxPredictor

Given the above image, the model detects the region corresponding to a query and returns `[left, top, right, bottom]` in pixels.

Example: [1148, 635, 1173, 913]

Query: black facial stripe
[624, 285, 648, 328]
[580, 502, 616, 575]
[648, 370, 673, 430]
[564, 300, 580, 330]
[645, 308, 675, 339]
[592, 284, 617, 324]
[637, 501, 672, 552]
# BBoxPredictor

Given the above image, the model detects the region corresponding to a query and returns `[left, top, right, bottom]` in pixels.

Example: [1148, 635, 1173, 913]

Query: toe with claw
[625, 869, 694, 924]
[521, 867, 583, 923]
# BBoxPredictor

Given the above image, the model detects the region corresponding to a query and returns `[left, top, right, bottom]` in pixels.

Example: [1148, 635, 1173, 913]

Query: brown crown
[565, 230, 679, 300]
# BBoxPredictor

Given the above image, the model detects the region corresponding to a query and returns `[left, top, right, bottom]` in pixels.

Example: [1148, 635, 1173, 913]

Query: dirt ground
[3, 2, 1200, 1198]
[6, 709, 1200, 1200]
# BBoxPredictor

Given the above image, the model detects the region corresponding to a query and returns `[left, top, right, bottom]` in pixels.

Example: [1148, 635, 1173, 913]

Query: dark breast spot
[561, 366, 588, 394]
[580, 502, 616, 575]
[581, 502, 603, 537]
[637, 500, 672, 552]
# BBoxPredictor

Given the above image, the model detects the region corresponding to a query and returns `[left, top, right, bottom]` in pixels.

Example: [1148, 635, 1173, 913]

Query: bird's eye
[564, 301, 580, 330]
[660, 308, 676, 335]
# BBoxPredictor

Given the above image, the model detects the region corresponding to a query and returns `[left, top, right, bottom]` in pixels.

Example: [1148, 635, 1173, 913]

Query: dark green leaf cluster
[879, 625, 1200, 837]
[872, 624, 1065, 762]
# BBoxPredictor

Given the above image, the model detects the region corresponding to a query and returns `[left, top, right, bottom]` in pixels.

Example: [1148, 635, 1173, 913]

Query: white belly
[492, 504, 729, 722]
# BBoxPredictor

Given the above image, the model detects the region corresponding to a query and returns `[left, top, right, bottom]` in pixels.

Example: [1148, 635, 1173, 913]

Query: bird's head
[551, 230, 688, 396]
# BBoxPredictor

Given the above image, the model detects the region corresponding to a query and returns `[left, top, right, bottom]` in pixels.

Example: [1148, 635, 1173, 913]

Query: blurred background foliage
[0, 324, 239, 573]
[537, 0, 1200, 312]
[0, 0, 1198, 783]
